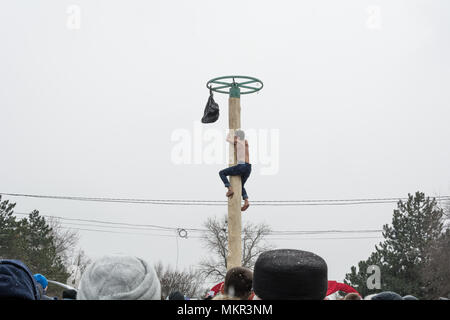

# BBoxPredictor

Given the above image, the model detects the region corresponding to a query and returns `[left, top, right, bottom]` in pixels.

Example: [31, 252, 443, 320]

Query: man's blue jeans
[219, 163, 252, 200]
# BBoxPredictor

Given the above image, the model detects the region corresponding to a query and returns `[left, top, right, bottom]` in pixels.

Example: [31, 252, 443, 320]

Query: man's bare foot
[226, 188, 234, 198]
[241, 201, 250, 211]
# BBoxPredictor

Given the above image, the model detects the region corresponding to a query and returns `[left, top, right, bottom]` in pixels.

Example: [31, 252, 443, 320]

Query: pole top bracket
[206, 75, 263, 98]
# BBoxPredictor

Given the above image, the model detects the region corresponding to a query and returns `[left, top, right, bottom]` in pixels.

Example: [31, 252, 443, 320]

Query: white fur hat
[77, 255, 161, 300]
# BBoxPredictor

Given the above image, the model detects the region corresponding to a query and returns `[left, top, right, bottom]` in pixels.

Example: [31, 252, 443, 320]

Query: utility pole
[227, 84, 242, 270]
[206, 76, 263, 270]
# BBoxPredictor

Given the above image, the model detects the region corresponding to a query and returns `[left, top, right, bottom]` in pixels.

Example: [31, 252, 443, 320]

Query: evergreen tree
[420, 215, 450, 299]
[0, 196, 70, 283]
[345, 192, 445, 298]
[0, 198, 17, 259]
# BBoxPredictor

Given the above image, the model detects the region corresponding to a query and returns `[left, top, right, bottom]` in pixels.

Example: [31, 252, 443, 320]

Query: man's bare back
[233, 138, 250, 164]
[220, 130, 251, 211]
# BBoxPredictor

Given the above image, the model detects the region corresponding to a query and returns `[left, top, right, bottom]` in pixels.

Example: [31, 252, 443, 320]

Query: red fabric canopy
[327, 280, 360, 296]
[205, 281, 224, 298]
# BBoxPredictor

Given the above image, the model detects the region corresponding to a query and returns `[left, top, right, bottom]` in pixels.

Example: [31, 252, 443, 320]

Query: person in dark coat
[0, 259, 40, 300]
[35, 282, 56, 300]
[34, 273, 56, 300]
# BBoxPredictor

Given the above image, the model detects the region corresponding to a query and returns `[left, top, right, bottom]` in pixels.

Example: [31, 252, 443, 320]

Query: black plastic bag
[201, 89, 219, 123]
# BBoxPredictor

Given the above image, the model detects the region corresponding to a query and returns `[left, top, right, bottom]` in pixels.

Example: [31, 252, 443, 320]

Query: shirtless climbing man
[219, 129, 251, 211]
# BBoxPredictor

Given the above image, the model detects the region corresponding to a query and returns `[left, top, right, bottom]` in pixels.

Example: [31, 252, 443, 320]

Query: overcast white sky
[1, 0, 450, 287]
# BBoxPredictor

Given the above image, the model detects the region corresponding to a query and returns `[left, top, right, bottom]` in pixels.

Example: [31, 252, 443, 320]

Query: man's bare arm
[226, 131, 235, 144]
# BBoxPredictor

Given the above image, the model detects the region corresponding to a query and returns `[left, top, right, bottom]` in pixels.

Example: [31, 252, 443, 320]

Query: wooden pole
[227, 96, 242, 270]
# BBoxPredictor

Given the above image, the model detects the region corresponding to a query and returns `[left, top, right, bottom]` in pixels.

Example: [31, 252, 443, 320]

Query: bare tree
[154, 262, 205, 299]
[48, 217, 79, 266]
[67, 249, 91, 288]
[444, 201, 450, 225]
[47, 217, 91, 288]
[199, 215, 272, 282]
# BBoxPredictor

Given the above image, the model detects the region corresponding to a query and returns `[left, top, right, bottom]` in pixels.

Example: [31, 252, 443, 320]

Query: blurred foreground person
[370, 291, 403, 300]
[223, 266, 253, 300]
[168, 291, 188, 300]
[344, 293, 362, 300]
[402, 295, 419, 300]
[0, 259, 40, 300]
[33, 274, 48, 293]
[253, 249, 328, 300]
[34, 273, 56, 300]
[77, 255, 161, 300]
[213, 294, 241, 300]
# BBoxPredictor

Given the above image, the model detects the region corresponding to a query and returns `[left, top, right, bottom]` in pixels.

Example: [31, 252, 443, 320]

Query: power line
[57, 222, 383, 237]
[12, 211, 383, 236]
[12, 212, 204, 232]
[267, 236, 383, 241]
[58, 227, 204, 239]
[3, 192, 442, 244]
[2, 192, 449, 206]
[58, 228, 382, 241]
[0, 228, 382, 241]
[5, 212, 385, 240]
[269, 229, 382, 235]
[0, 228, 383, 241]
[50, 221, 182, 233]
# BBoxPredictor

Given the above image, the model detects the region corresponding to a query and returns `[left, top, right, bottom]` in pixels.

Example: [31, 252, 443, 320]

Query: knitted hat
[77, 255, 161, 300]
[371, 291, 403, 300]
[0, 259, 40, 300]
[224, 266, 253, 299]
[253, 249, 328, 300]
[33, 274, 48, 290]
